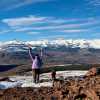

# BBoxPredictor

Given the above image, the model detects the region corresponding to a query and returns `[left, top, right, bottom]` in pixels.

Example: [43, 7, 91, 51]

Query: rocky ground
[0, 74, 100, 100]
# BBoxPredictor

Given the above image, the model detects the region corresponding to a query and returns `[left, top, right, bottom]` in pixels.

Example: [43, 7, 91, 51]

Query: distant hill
[0, 40, 100, 65]
[0, 39, 100, 75]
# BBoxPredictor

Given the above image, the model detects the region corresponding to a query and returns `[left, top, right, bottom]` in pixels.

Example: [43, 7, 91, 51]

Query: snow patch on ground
[22, 81, 53, 88]
[0, 81, 22, 89]
[0, 70, 87, 89]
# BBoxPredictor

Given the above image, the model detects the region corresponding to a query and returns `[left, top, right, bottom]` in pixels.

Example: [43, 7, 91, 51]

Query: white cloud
[2, 16, 98, 28]
[14, 27, 34, 32]
[12, 24, 88, 32]
[31, 21, 98, 30]
[1, 0, 53, 11]
[0, 30, 10, 34]
[2, 16, 100, 31]
[1, 16, 100, 35]
[27, 31, 40, 35]
[86, 0, 100, 6]
[61, 29, 89, 33]
[2, 16, 47, 27]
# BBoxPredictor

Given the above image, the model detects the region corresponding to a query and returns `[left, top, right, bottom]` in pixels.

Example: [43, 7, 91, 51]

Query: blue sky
[0, 0, 100, 41]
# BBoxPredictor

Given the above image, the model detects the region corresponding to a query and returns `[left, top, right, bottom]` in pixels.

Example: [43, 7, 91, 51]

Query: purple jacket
[29, 49, 42, 69]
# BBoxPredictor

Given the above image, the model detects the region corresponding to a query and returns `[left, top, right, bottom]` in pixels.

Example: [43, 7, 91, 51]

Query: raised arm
[29, 48, 34, 61]
[40, 47, 43, 58]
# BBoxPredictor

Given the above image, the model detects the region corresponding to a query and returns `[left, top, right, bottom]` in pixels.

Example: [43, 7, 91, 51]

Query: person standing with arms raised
[28, 45, 43, 83]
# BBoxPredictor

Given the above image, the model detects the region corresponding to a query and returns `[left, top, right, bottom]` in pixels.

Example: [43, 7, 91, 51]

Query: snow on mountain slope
[0, 39, 100, 51]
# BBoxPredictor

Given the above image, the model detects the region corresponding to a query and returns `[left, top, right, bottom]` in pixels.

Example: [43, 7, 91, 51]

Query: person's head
[35, 54, 39, 56]
[35, 54, 40, 59]
[29, 47, 32, 51]
[52, 69, 56, 73]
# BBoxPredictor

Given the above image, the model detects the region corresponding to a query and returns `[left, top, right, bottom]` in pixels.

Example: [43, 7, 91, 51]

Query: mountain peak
[0, 39, 100, 49]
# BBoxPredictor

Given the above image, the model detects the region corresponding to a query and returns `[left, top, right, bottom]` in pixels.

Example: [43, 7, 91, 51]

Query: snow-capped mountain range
[0, 39, 100, 51]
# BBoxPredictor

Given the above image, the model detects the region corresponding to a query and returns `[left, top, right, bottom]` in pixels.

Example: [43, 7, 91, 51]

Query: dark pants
[32, 69, 40, 83]
[52, 72, 56, 81]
